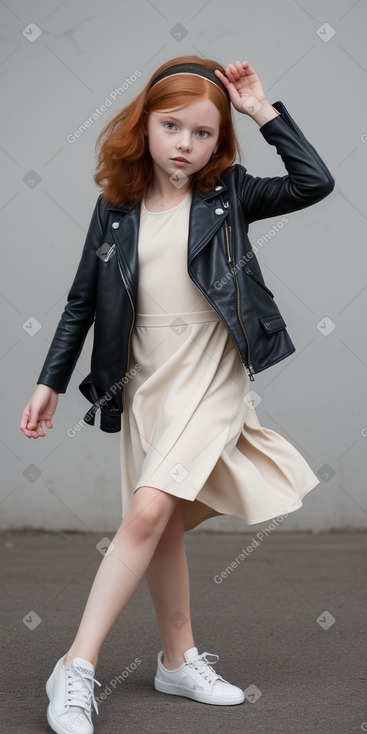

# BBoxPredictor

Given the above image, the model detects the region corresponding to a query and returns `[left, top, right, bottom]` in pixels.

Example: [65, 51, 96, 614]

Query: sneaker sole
[154, 676, 245, 705]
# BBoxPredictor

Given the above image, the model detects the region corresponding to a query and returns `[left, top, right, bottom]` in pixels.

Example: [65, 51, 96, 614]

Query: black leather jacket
[37, 101, 335, 432]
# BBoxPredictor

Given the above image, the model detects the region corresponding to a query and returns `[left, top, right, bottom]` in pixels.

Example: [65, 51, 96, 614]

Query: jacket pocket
[244, 266, 274, 298]
[259, 314, 287, 333]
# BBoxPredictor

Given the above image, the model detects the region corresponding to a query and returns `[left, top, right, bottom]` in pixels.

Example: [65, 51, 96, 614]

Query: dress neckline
[142, 191, 192, 214]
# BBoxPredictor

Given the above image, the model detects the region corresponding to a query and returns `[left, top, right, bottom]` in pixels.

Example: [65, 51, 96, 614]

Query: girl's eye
[162, 122, 209, 138]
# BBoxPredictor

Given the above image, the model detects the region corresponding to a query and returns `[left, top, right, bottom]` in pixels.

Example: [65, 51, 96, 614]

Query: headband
[149, 62, 230, 100]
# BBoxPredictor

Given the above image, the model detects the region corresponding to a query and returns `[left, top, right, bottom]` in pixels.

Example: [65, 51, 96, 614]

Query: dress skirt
[120, 307, 320, 532]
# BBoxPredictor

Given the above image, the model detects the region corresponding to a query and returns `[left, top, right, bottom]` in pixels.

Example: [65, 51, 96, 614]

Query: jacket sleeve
[237, 100, 335, 224]
[36, 194, 106, 393]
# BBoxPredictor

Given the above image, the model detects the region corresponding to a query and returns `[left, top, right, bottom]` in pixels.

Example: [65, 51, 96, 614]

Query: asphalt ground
[1, 530, 366, 734]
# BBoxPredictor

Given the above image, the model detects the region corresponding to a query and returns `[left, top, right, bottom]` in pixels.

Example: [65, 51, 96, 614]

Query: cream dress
[119, 192, 319, 531]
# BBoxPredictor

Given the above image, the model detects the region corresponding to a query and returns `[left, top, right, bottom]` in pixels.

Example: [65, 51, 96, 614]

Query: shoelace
[66, 661, 102, 716]
[186, 651, 227, 685]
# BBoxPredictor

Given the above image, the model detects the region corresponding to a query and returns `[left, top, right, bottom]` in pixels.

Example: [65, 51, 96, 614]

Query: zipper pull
[246, 362, 255, 381]
[104, 243, 116, 262]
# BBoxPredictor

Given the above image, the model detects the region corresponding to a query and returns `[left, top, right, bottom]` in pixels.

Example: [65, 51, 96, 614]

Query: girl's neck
[144, 184, 193, 212]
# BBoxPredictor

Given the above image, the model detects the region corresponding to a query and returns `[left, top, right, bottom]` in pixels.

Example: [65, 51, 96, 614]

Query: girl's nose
[176, 136, 191, 152]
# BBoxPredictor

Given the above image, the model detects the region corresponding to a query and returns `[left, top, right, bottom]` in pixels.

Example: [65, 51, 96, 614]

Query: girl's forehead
[152, 100, 220, 119]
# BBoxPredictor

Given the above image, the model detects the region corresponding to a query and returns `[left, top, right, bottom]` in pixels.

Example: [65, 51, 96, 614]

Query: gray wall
[2, 0, 366, 532]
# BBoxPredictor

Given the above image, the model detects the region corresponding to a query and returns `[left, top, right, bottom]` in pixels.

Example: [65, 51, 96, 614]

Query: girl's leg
[63, 485, 179, 669]
[144, 501, 196, 669]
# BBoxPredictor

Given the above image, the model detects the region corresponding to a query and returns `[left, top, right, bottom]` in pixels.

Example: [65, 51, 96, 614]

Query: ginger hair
[93, 54, 243, 207]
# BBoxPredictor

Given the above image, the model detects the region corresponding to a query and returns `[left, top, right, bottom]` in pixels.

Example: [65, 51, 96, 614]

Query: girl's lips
[171, 158, 190, 165]
[171, 157, 189, 162]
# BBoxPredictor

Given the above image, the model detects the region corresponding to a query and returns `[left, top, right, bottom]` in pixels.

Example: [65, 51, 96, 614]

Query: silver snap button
[112, 221, 119, 229]
[215, 185, 223, 191]
[215, 208, 224, 215]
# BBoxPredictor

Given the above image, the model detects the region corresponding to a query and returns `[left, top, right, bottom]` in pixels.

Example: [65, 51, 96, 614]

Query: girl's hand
[20, 384, 59, 438]
[214, 60, 268, 115]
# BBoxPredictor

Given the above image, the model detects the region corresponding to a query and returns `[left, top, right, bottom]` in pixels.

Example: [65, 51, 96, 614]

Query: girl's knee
[154, 500, 184, 551]
[124, 486, 178, 543]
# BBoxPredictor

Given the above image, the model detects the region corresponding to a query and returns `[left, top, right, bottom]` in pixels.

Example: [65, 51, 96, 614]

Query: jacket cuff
[36, 379, 65, 394]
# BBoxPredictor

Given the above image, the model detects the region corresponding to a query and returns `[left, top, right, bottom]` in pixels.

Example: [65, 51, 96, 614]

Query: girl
[20, 55, 334, 734]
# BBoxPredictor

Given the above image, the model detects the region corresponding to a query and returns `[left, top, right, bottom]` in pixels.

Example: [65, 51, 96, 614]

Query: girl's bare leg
[63, 486, 179, 669]
[144, 501, 196, 669]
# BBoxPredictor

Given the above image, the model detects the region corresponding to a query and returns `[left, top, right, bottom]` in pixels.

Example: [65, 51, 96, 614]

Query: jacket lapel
[188, 186, 229, 264]
[105, 178, 230, 298]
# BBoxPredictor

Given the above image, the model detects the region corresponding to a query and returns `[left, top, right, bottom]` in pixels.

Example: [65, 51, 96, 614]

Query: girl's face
[145, 98, 220, 185]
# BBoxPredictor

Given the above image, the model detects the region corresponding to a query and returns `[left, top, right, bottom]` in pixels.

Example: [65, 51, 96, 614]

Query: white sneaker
[46, 654, 102, 734]
[154, 646, 245, 705]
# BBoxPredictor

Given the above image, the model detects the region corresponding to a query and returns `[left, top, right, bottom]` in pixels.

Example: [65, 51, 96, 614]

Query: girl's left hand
[214, 60, 267, 114]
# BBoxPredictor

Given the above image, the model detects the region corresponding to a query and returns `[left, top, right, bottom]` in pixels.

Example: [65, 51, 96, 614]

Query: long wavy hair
[93, 55, 243, 208]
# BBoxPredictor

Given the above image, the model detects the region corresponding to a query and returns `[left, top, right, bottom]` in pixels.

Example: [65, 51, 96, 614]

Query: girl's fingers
[20, 411, 29, 432]
[30, 423, 45, 437]
[235, 60, 247, 73]
[23, 426, 40, 438]
[232, 60, 247, 72]
[214, 69, 229, 86]
[215, 61, 250, 88]
[225, 61, 250, 84]
[226, 63, 241, 80]
[237, 61, 253, 80]
[20, 408, 48, 437]
[216, 69, 232, 86]
[35, 418, 46, 435]
[20, 413, 35, 437]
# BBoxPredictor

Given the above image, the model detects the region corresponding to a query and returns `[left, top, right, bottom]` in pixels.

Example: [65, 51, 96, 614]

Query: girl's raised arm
[215, 60, 335, 223]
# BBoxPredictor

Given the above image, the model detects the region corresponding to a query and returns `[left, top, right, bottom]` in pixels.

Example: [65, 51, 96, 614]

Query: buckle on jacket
[101, 403, 120, 415]
[83, 396, 121, 432]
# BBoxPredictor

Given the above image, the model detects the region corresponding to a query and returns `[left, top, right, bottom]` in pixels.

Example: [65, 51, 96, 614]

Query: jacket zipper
[117, 257, 135, 411]
[188, 223, 255, 382]
[224, 220, 255, 381]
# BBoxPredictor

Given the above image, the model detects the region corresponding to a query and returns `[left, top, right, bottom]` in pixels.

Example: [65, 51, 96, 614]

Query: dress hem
[134, 477, 320, 532]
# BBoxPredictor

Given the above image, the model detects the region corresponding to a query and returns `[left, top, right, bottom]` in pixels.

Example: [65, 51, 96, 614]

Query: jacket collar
[104, 177, 228, 212]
